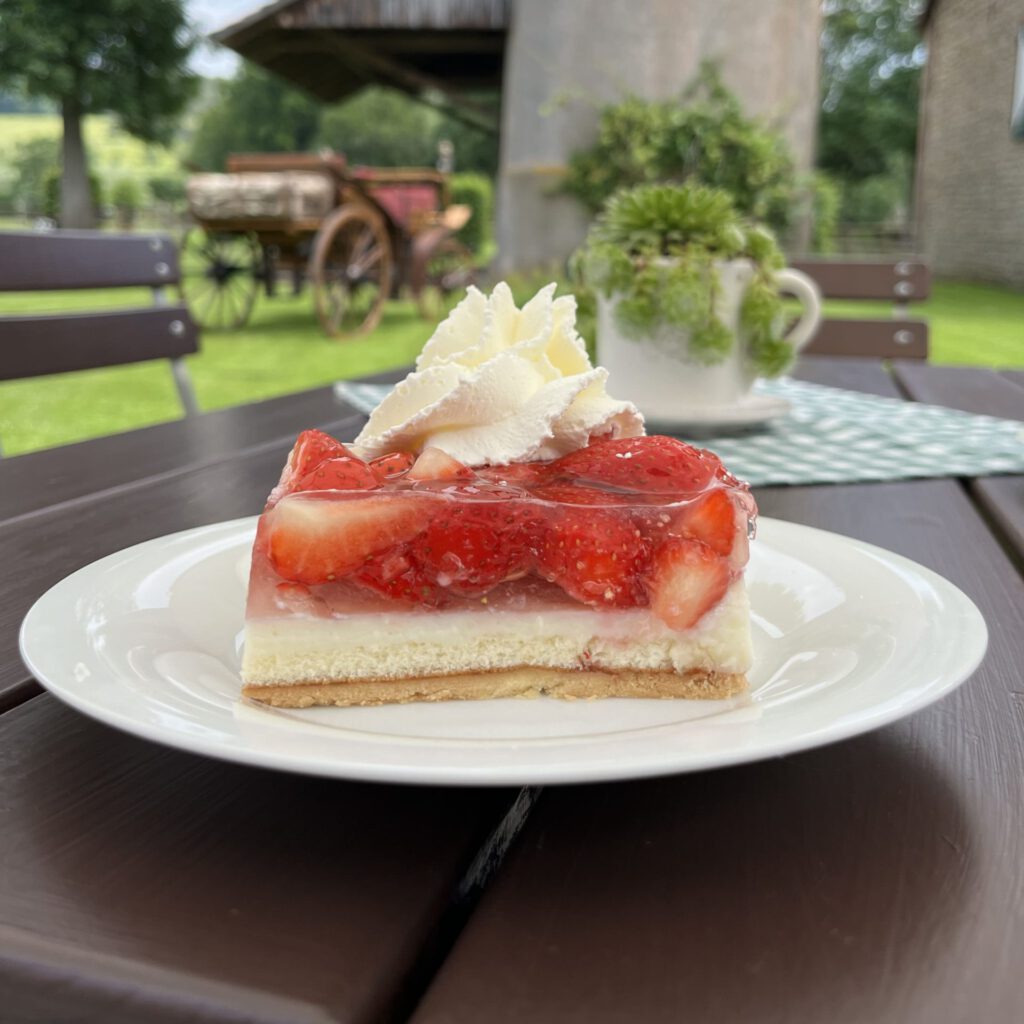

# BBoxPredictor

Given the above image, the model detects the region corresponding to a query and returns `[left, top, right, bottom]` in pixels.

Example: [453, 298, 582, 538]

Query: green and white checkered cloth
[334, 377, 1024, 487]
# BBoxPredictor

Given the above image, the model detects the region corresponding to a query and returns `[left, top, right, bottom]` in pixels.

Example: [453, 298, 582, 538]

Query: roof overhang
[213, 0, 509, 132]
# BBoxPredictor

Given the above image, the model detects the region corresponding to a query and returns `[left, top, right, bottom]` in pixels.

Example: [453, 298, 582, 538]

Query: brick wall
[918, 0, 1024, 287]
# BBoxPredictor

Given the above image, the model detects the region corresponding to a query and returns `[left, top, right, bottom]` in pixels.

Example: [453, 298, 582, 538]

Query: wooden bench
[789, 258, 930, 360]
[0, 230, 200, 454]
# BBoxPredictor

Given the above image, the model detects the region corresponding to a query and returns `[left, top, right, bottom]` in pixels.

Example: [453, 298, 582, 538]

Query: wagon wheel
[310, 204, 392, 338]
[179, 228, 260, 330]
[415, 237, 478, 321]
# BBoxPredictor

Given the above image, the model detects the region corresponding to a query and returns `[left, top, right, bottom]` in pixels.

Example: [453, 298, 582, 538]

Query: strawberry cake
[240, 283, 756, 707]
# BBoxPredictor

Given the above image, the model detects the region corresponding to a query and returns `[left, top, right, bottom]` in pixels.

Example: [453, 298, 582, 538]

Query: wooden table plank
[892, 362, 1024, 563]
[793, 354, 902, 396]
[0, 440, 298, 710]
[0, 695, 523, 1024]
[0, 368, 404, 525]
[891, 362, 1024, 421]
[411, 477, 1024, 1024]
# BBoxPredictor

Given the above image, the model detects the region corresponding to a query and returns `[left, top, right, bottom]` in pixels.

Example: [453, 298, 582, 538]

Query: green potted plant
[571, 183, 821, 420]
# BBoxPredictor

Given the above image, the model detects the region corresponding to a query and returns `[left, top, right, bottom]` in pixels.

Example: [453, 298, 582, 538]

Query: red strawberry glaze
[251, 432, 756, 629]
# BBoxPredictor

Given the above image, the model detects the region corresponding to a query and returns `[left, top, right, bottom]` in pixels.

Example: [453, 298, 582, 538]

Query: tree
[318, 86, 442, 167]
[818, 0, 926, 184]
[187, 65, 321, 171]
[0, 0, 197, 227]
[187, 64, 499, 177]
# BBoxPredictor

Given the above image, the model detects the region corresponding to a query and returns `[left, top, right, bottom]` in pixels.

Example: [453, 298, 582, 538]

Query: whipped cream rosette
[353, 282, 644, 466]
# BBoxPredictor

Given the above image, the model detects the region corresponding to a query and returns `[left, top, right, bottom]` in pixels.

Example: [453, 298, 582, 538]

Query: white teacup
[596, 258, 822, 419]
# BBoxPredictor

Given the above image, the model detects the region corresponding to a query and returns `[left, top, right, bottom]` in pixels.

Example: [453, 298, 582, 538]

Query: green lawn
[0, 279, 1021, 457]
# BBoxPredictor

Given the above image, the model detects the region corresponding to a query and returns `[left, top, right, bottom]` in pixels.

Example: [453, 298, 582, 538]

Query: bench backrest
[0, 230, 200, 382]
[789, 258, 930, 360]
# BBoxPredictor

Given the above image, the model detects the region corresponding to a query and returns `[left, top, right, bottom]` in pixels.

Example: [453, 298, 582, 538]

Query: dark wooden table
[2, 358, 1022, 1024]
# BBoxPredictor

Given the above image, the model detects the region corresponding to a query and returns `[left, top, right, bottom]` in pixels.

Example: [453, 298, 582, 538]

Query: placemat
[333, 378, 1024, 487]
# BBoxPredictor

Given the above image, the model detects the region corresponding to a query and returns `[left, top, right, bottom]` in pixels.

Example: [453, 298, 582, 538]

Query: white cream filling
[242, 581, 751, 684]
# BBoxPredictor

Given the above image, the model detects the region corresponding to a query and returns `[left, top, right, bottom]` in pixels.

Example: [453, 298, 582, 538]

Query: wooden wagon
[182, 152, 477, 337]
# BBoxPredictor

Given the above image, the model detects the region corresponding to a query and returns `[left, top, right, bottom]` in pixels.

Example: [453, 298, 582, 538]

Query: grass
[0, 113, 181, 186]
[0, 279, 1021, 457]
[0, 289, 432, 456]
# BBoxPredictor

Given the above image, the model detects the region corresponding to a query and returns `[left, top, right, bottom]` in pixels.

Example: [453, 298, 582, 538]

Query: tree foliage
[0, 0, 198, 145]
[818, 0, 925, 183]
[562, 63, 798, 234]
[318, 87, 443, 167]
[188, 73, 499, 177]
[187, 65, 321, 171]
[0, 0, 197, 225]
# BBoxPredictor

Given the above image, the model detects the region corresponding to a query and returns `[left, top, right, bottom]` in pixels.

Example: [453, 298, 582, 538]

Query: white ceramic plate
[643, 394, 791, 436]
[20, 517, 986, 786]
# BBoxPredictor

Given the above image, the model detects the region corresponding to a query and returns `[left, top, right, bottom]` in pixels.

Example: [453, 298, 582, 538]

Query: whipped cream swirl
[353, 283, 644, 466]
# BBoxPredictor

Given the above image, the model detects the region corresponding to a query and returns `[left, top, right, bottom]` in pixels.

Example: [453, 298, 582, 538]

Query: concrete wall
[495, 0, 823, 273]
[917, 0, 1024, 288]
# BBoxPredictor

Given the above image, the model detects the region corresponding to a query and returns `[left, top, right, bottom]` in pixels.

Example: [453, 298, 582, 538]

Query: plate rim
[19, 516, 989, 786]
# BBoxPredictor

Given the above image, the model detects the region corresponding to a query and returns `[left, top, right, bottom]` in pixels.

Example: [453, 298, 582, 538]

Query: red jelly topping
[257, 430, 757, 629]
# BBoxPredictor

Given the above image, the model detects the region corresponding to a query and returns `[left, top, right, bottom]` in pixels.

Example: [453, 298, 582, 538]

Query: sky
[188, 0, 262, 78]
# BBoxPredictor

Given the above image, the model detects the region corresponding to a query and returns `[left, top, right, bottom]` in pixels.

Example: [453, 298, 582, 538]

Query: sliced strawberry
[295, 455, 378, 493]
[369, 451, 415, 482]
[270, 429, 349, 497]
[354, 548, 444, 605]
[410, 501, 535, 595]
[674, 489, 736, 556]
[532, 482, 630, 506]
[648, 538, 730, 630]
[537, 506, 649, 607]
[288, 429, 351, 477]
[407, 447, 475, 482]
[549, 436, 723, 495]
[266, 494, 425, 585]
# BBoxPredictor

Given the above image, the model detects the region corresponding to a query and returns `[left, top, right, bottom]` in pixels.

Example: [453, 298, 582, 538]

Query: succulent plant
[571, 183, 794, 376]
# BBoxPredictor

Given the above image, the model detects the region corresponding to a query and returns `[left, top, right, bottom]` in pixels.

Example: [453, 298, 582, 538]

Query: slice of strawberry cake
[241, 283, 756, 707]
[240, 430, 756, 707]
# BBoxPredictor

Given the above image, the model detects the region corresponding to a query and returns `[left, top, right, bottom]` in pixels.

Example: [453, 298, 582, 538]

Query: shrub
[9, 136, 60, 216]
[562, 63, 798, 234]
[811, 172, 840, 254]
[840, 171, 907, 227]
[571, 183, 795, 377]
[448, 172, 494, 261]
[111, 178, 144, 211]
[147, 173, 186, 205]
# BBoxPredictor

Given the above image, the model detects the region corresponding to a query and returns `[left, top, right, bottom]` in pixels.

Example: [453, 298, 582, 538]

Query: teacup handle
[773, 267, 823, 353]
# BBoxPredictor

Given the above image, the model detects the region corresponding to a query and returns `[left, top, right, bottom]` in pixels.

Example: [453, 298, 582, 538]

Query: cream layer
[242, 580, 751, 685]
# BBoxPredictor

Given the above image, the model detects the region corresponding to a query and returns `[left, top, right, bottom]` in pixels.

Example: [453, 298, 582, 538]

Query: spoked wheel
[179, 228, 260, 330]
[415, 237, 477, 321]
[310, 204, 392, 337]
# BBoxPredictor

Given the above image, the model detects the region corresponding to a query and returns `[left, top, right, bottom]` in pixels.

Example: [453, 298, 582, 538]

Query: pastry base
[242, 667, 748, 708]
